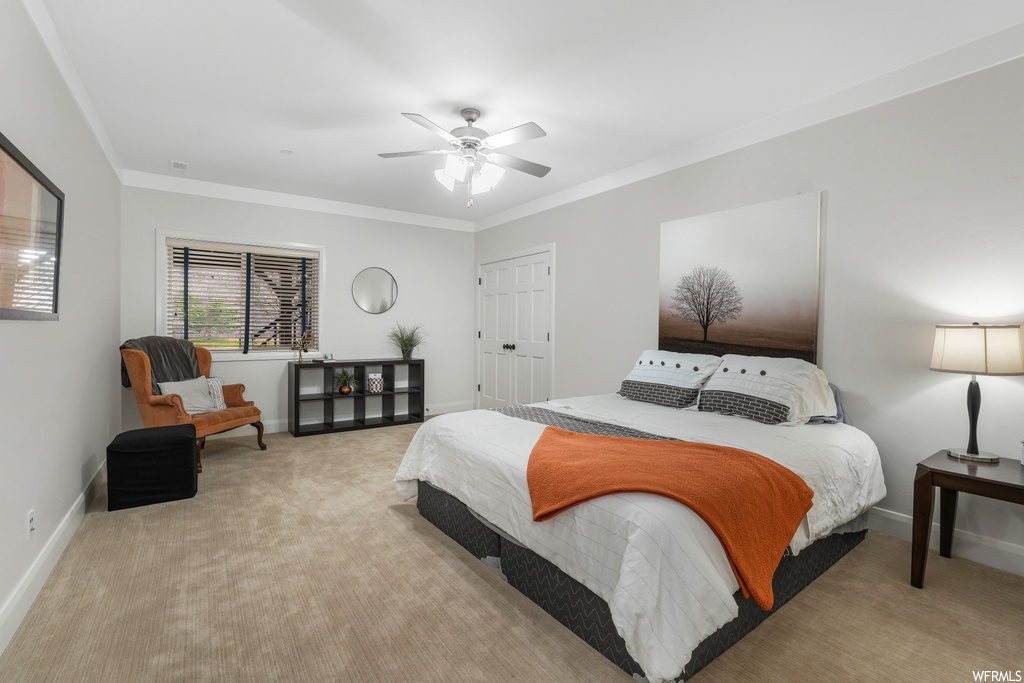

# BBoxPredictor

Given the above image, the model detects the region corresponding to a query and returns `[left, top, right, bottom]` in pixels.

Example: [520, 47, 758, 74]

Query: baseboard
[262, 417, 287, 433]
[870, 505, 1024, 578]
[425, 400, 474, 416]
[0, 463, 106, 657]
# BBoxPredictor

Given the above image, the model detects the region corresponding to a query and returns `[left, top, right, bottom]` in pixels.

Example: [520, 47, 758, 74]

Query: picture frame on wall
[659, 192, 822, 363]
[0, 130, 65, 321]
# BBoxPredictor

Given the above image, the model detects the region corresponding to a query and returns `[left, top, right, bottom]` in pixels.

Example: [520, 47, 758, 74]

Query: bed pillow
[697, 355, 836, 425]
[619, 350, 722, 408]
[806, 383, 851, 425]
[157, 376, 220, 415]
[207, 376, 228, 411]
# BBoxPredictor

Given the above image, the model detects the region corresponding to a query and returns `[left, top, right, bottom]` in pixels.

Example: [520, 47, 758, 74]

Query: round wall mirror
[352, 267, 398, 314]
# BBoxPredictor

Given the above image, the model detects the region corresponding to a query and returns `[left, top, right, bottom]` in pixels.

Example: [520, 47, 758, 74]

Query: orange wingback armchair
[121, 345, 266, 471]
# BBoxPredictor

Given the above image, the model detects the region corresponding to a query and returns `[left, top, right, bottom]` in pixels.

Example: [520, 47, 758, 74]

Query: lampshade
[930, 324, 1024, 376]
[443, 154, 470, 182]
[471, 162, 506, 195]
[433, 169, 455, 192]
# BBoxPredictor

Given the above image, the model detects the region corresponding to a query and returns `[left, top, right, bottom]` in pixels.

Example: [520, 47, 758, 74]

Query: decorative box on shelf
[287, 358, 424, 437]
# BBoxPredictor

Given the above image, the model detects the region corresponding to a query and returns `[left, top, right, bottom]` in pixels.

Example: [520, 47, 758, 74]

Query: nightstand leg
[911, 466, 935, 588]
[939, 488, 958, 558]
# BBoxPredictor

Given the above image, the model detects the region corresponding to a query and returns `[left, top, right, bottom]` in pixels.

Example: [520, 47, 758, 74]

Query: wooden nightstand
[911, 450, 1024, 587]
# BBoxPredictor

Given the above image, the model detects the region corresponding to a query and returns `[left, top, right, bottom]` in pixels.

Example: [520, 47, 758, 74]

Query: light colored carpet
[0, 425, 1021, 682]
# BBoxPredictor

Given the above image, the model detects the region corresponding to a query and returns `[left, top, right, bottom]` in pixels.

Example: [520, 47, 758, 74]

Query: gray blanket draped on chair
[120, 336, 200, 394]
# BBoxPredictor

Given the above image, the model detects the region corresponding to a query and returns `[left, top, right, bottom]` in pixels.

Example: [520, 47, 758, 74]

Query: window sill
[209, 351, 324, 362]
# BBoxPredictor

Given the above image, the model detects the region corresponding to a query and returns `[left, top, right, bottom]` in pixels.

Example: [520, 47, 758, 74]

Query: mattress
[394, 393, 885, 682]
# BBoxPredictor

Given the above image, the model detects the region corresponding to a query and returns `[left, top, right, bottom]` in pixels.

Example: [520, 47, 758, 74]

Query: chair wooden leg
[254, 421, 267, 450]
[195, 439, 203, 474]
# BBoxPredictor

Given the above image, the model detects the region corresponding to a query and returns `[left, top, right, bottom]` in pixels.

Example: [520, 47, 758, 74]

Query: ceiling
[33, 0, 1024, 227]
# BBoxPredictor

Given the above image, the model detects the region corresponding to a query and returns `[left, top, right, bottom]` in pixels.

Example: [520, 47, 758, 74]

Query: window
[165, 238, 319, 353]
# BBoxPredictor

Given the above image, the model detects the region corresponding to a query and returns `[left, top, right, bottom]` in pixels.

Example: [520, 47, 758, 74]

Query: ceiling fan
[379, 108, 550, 206]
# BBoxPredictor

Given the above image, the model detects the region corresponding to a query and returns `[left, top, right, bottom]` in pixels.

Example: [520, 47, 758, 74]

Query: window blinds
[0, 214, 59, 313]
[0, 150, 61, 317]
[166, 239, 319, 352]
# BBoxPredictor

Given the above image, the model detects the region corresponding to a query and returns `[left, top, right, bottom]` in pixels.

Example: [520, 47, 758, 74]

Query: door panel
[513, 352, 530, 405]
[515, 290, 532, 342]
[493, 352, 510, 403]
[531, 356, 549, 403]
[531, 289, 547, 342]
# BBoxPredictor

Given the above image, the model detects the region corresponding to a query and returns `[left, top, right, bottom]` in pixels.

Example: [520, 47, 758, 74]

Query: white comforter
[394, 394, 885, 683]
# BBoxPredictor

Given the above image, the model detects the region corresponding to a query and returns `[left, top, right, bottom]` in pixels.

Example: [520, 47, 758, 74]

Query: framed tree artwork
[0, 130, 65, 321]
[659, 193, 821, 363]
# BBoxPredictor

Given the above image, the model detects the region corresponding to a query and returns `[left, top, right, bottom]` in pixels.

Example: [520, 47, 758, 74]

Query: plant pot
[401, 348, 413, 360]
[339, 386, 351, 395]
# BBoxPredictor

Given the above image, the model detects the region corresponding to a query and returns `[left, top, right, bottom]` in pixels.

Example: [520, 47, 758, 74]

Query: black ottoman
[107, 425, 198, 511]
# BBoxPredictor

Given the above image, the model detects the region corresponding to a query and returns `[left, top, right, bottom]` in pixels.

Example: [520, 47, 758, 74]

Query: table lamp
[930, 323, 1024, 462]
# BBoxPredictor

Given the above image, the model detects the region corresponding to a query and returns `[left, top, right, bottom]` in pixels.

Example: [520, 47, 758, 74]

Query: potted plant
[387, 323, 426, 360]
[333, 368, 359, 395]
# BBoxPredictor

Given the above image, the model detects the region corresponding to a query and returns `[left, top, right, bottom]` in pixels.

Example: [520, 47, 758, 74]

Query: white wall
[0, 0, 122, 653]
[120, 187, 476, 433]
[477, 57, 1024, 576]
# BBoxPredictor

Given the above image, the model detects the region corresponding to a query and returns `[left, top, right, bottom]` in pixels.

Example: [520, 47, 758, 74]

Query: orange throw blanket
[526, 427, 814, 610]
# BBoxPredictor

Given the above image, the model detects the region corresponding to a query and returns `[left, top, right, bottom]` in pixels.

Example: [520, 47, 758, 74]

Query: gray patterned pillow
[697, 389, 790, 425]
[697, 355, 836, 425]
[619, 351, 722, 408]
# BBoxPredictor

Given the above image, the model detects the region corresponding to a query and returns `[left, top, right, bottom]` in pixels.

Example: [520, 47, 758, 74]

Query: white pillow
[697, 355, 836, 425]
[619, 350, 722, 408]
[157, 377, 220, 415]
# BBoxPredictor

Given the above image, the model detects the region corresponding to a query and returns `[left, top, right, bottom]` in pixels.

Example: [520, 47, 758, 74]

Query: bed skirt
[416, 479, 866, 682]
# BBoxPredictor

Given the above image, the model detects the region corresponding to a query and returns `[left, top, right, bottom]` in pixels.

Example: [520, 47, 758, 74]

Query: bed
[394, 352, 886, 682]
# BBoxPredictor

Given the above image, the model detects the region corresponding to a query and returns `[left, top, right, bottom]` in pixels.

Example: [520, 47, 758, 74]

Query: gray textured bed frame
[416, 479, 865, 682]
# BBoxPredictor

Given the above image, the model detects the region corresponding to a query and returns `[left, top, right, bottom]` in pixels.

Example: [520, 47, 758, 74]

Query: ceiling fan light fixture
[442, 154, 470, 182]
[471, 162, 506, 195]
[381, 109, 549, 204]
[433, 168, 455, 192]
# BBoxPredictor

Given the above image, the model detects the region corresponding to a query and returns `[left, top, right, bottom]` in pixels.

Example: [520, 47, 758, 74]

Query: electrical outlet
[26, 509, 35, 541]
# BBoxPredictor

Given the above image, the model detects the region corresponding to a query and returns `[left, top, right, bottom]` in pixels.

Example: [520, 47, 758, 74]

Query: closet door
[478, 251, 551, 409]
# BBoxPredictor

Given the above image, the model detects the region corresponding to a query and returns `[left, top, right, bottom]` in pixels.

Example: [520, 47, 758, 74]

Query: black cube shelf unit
[288, 358, 424, 437]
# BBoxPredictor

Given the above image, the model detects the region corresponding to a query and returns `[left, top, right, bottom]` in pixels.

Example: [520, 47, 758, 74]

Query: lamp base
[946, 448, 1000, 463]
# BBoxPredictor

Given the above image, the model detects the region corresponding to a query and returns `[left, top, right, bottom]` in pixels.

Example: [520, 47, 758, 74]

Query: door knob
[509, 344, 516, 351]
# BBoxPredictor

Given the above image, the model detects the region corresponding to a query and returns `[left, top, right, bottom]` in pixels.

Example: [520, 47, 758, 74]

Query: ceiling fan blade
[378, 149, 449, 158]
[401, 113, 457, 144]
[488, 152, 551, 178]
[482, 121, 546, 149]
